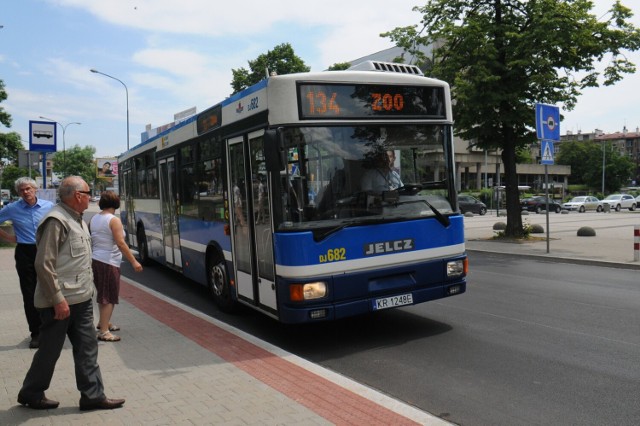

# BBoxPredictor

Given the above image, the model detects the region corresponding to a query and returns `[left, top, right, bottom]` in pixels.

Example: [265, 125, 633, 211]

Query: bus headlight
[290, 282, 327, 302]
[447, 259, 467, 278]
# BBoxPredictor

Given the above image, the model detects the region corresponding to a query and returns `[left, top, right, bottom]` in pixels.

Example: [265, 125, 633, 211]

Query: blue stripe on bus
[273, 215, 464, 267]
[178, 217, 231, 252]
[221, 79, 268, 107]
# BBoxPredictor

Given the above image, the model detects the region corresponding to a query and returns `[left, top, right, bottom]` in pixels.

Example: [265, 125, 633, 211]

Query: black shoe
[29, 336, 39, 349]
[79, 397, 125, 411]
[17, 394, 59, 410]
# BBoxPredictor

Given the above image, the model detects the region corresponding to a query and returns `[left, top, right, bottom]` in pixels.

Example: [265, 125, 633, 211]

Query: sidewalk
[464, 209, 640, 268]
[0, 248, 447, 426]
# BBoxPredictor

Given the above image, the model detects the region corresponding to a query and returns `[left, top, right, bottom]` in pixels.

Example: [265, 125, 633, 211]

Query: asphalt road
[120, 250, 640, 426]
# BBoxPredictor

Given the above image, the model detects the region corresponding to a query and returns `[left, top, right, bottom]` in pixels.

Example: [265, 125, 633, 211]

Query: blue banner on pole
[535, 103, 560, 141]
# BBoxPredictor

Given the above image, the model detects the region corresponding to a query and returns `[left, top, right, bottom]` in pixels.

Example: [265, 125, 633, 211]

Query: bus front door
[159, 157, 182, 269]
[228, 134, 277, 311]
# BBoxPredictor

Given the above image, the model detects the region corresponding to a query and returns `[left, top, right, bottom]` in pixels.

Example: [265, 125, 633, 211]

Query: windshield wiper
[420, 179, 447, 189]
[312, 218, 387, 241]
[421, 198, 450, 228]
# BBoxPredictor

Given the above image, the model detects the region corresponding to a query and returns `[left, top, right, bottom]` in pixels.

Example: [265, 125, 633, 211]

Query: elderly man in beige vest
[18, 176, 125, 411]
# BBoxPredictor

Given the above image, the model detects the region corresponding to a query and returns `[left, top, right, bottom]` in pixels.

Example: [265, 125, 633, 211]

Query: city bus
[118, 61, 467, 323]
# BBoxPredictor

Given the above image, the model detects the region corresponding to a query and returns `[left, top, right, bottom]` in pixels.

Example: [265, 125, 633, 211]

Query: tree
[231, 43, 310, 94]
[0, 80, 12, 128]
[51, 145, 97, 184]
[1, 165, 40, 196]
[383, 0, 640, 237]
[557, 140, 634, 193]
[327, 62, 351, 71]
[0, 132, 24, 165]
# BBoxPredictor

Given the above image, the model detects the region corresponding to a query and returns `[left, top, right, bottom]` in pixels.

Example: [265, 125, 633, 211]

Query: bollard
[635, 226, 640, 261]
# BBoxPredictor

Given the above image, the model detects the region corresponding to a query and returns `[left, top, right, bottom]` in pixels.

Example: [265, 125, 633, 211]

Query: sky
[2, 0, 640, 159]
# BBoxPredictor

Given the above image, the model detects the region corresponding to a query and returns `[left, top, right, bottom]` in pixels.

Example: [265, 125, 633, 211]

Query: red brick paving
[120, 279, 421, 425]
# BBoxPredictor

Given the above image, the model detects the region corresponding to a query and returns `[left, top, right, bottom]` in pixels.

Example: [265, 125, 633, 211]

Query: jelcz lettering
[363, 239, 414, 256]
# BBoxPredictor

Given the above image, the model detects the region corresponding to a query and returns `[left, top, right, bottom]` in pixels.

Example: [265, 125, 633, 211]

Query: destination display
[297, 83, 445, 119]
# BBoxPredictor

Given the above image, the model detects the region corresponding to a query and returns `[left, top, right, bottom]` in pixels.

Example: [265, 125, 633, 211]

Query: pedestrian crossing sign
[541, 140, 554, 165]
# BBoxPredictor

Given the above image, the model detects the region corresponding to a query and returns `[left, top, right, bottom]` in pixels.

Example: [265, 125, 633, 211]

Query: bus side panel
[178, 216, 231, 286]
[137, 209, 165, 262]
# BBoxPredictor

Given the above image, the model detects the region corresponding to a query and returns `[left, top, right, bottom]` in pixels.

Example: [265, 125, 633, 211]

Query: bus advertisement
[118, 61, 467, 323]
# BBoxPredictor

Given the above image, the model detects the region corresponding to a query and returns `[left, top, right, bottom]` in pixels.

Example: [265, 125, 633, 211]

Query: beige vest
[34, 205, 94, 307]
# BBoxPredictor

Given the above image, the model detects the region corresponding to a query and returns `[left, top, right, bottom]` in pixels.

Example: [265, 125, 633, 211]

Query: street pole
[601, 141, 606, 196]
[39, 117, 81, 178]
[90, 69, 129, 151]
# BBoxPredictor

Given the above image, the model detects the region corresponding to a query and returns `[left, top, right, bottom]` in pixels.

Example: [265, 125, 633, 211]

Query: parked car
[91, 195, 101, 202]
[601, 194, 636, 211]
[458, 195, 487, 215]
[0, 196, 12, 209]
[562, 196, 603, 213]
[520, 196, 562, 213]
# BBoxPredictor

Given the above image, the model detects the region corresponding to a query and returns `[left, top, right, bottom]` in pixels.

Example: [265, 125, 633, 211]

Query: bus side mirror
[264, 128, 285, 171]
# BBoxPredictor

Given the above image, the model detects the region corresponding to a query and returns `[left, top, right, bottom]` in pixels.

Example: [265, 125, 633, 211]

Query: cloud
[53, 0, 419, 37]
[52, 0, 419, 69]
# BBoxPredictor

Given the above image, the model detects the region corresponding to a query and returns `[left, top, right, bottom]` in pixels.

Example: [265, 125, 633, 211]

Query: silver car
[562, 196, 603, 213]
[602, 194, 636, 211]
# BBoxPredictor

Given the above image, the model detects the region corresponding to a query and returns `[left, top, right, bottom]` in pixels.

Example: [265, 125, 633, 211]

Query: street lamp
[39, 116, 81, 177]
[90, 69, 129, 151]
[602, 141, 606, 195]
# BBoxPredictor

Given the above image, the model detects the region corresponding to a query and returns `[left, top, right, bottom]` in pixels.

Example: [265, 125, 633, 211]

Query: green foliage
[327, 62, 351, 71]
[0, 132, 25, 164]
[0, 165, 39, 196]
[556, 141, 634, 193]
[51, 145, 97, 184]
[231, 43, 310, 94]
[0, 80, 12, 128]
[383, 0, 640, 237]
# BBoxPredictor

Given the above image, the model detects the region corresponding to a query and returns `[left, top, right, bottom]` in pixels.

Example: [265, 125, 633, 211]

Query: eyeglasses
[76, 191, 92, 195]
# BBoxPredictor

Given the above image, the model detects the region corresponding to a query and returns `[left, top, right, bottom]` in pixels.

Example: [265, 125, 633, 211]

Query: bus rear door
[158, 157, 182, 269]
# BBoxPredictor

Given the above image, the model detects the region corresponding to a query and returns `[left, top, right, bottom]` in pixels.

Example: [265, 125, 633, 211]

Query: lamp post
[602, 141, 607, 196]
[90, 69, 129, 151]
[39, 116, 81, 177]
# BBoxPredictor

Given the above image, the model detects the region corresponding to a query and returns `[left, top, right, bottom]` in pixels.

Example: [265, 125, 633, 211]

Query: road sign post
[535, 104, 560, 253]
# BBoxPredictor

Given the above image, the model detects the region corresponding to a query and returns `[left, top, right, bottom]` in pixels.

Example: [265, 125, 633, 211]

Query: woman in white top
[90, 191, 142, 342]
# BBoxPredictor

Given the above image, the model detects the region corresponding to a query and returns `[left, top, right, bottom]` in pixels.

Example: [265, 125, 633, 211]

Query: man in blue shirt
[0, 177, 54, 348]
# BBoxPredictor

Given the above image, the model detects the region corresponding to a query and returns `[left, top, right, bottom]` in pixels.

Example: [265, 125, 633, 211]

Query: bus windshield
[274, 124, 454, 232]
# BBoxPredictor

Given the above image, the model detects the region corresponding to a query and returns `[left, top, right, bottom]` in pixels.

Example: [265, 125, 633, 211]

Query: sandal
[97, 331, 121, 342]
[96, 324, 120, 332]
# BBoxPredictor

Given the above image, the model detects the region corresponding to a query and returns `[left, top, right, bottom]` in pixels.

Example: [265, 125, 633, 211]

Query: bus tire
[207, 253, 236, 313]
[137, 227, 151, 266]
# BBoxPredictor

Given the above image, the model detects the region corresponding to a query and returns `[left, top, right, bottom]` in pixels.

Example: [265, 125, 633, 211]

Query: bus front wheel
[207, 254, 236, 313]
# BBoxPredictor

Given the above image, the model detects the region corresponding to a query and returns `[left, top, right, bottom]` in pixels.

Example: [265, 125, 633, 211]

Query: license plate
[372, 293, 414, 310]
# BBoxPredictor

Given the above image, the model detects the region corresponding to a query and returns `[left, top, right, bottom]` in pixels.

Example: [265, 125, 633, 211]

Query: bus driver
[361, 150, 403, 191]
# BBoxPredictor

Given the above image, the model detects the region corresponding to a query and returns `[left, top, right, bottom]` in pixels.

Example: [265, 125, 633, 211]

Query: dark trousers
[19, 300, 105, 403]
[15, 244, 41, 338]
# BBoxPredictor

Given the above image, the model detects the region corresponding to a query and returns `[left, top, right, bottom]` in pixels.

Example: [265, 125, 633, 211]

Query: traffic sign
[29, 120, 57, 152]
[535, 103, 560, 141]
[541, 140, 554, 165]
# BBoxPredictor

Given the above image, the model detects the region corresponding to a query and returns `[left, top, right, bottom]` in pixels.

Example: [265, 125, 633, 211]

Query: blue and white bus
[118, 61, 467, 323]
